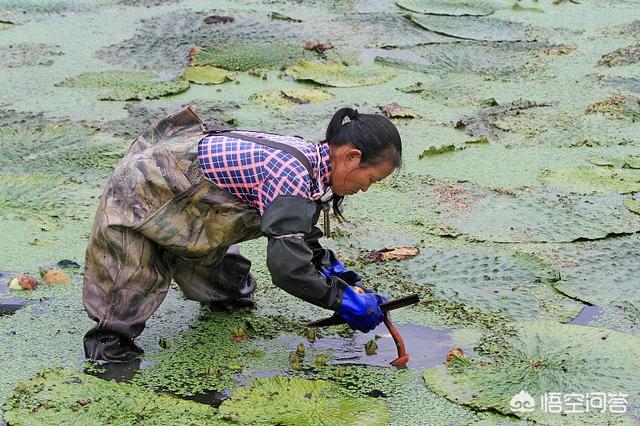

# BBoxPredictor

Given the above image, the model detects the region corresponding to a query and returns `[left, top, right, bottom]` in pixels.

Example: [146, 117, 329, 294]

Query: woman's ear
[344, 148, 363, 167]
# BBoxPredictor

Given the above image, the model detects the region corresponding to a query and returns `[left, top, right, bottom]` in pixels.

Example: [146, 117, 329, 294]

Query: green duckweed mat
[2, 0, 640, 424]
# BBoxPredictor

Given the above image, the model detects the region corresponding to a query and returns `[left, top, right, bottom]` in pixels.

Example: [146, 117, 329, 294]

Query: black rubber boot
[84, 329, 144, 363]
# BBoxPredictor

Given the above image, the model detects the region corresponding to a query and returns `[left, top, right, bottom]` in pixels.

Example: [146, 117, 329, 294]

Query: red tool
[307, 294, 419, 367]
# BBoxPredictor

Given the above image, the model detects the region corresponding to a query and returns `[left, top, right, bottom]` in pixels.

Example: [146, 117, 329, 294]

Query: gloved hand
[322, 260, 361, 286]
[337, 285, 388, 333]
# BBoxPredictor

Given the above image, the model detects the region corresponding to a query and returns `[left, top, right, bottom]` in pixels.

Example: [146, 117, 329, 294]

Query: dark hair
[324, 107, 402, 218]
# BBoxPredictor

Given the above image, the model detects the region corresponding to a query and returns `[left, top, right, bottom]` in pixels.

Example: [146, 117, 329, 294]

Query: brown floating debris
[445, 348, 464, 363]
[7, 274, 38, 291]
[303, 39, 333, 53]
[231, 326, 250, 342]
[362, 246, 420, 262]
[41, 269, 71, 285]
[381, 102, 420, 119]
[203, 15, 234, 25]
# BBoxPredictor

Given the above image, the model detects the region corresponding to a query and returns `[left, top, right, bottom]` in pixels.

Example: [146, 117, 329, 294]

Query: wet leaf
[362, 246, 420, 262]
[445, 348, 464, 363]
[183, 66, 235, 85]
[395, 0, 496, 16]
[624, 198, 640, 215]
[364, 339, 378, 356]
[407, 14, 528, 42]
[57, 71, 189, 101]
[285, 60, 396, 87]
[539, 165, 640, 194]
[380, 102, 420, 119]
[249, 88, 333, 108]
[218, 376, 389, 425]
[419, 144, 457, 158]
[189, 42, 308, 71]
[424, 321, 640, 424]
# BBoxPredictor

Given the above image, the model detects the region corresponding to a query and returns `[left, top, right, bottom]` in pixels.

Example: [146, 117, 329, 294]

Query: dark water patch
[83, 358, 152, 382]
[308, 323, 453, 369]
[178, 389, 230, 408]
[569, 305, 604, 325]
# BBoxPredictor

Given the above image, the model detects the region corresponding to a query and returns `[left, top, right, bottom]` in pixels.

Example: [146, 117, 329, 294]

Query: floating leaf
[624, 198, 640, 214]
[2, 368, 217, 424]
[249, 88, 333, 108]
[380, 102, 420, 119]
[407, 246, 580, 322]
[424, 321, 640, 424]
[395, 0, 496, 16]
[362, 246, 420, 262]
[57, 71, 189, 101]
[183, 66, 235, 84]
[539, 165, 640, 194]
[285, 60, 396, 87]
[428, 182, 640, 242]
[218, 376, 389, 425]
[189, 42, 308, 71]
[407, 14, 528, 42]
[41, 270, 71, 285]
[418, 144, 457, 158]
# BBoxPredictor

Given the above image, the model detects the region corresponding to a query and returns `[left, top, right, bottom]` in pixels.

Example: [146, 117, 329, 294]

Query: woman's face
[329, 145, 396, 196]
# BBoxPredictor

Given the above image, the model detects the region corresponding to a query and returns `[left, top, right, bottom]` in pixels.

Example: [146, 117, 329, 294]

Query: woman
[82, 106, 402, 363]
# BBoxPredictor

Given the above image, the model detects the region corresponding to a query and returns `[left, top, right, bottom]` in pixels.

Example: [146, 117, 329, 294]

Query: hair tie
[349, 109, 359, 121]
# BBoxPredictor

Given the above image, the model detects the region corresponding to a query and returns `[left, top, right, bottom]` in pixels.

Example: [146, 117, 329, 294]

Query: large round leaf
[285, 60, 396, 87]
[396, 0, 496, 16]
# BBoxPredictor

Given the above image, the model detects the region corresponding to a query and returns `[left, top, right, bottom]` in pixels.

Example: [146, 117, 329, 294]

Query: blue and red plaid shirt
[198, 131, 332, 215]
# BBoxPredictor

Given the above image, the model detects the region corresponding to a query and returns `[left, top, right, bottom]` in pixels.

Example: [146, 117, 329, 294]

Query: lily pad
[426, 182, 640, 242]
[546, 234, 640, 325]
[395, 0, 496, 16]
[407, 14, 528, 42]
[585, 95, 640, 121]
[539, 165, 640, 194]
[183, 66, 235, 84]
[407, 246, 581, 322]
[189, 42, 309, 71]
[424, 321, 640, 424]
[218, 376, 389, 425]
[249, 88, 333, 108]
[2, 367, 218, 425]
[380, 102, 420, 119]
[587, 155, 640, 169]
[534, 115, 640, 147]
[57, 71, 190, 101]
[285, 60, 396, 87]
[624, 197, 640, 214]
[454, 100, 545, 140]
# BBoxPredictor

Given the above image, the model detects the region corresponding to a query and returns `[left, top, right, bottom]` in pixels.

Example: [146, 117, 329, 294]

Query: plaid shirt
[198, 131, 332, 215]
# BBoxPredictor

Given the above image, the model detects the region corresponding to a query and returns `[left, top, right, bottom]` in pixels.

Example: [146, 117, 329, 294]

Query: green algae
[218, 375, 389, 425]
[424, 321, 640, 424]
[183, 66, 236, 85]
[418, 144, 457, 158]
[57, 71, 190, 101]
[0, 0, 108, 15]
[285, 60, 397, 87]
[395, 0, 496, 16]
[539, 164, 640, 194]
[2, 367, 220, 425]
[249, 88, 333, 108]
[190, 42, 310, 71]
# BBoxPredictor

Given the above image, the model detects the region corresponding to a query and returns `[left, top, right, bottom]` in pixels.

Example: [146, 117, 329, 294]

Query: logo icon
[510, 390, 536, 413]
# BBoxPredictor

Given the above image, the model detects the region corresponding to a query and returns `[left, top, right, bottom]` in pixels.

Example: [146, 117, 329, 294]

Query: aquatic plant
[249, 88, 333, 108]
[285, 60, 396, 87]
[183, 66, 235, 85]
[424, 321, 640, 423]
[189, 42, 309, 71]
[395, 0, 496, 16]
[57, 71, 190, 101]
[218, 375, 389, 425]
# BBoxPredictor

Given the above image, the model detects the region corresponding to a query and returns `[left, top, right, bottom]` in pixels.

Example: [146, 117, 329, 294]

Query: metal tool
[307, 294, 419, 366]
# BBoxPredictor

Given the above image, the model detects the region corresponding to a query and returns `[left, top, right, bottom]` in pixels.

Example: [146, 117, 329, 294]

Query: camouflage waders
[82, 107, 263, 362]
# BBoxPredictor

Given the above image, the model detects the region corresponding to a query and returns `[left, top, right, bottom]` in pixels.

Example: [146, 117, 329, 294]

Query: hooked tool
[307, 294, 420, 367]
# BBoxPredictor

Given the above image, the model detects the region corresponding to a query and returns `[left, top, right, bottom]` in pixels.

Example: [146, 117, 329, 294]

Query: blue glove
[322, 260, 361, 285]
[337, 285, 388, 333]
